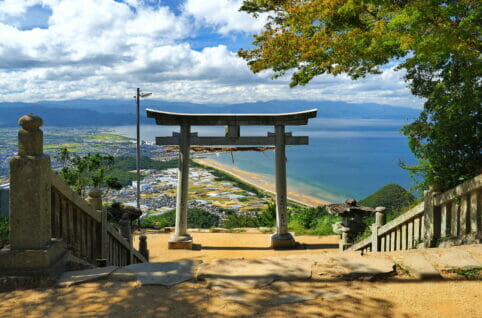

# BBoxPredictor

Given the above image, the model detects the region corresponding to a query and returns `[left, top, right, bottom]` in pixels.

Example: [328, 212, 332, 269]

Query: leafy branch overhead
[239, 0, 481, 192]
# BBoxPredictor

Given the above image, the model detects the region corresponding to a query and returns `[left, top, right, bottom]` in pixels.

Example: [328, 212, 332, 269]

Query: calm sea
[111, 117, 418, 203]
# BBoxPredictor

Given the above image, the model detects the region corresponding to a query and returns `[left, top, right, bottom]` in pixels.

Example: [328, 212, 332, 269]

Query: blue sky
[0, 0, 422, 107]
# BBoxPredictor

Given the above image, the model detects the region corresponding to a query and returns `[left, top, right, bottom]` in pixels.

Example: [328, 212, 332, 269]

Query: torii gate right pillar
[271, 124, 296, 248]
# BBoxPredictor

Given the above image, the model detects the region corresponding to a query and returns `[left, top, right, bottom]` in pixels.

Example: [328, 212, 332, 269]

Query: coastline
[193, 158, 330, 207]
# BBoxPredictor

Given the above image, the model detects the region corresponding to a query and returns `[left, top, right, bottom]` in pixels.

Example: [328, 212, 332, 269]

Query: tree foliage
[141, 208, 220, 229]
[289, 205, 340, 235]
[223, 213, 261, 228]
[113, 156, 179, 172]
[256, 200, 277, 226]
[239, 0, 481, 191]
[56, 148, 122, 197]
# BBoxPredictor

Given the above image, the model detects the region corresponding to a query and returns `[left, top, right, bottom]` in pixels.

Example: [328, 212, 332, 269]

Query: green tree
[223, 213, 260, 228]
[256, 201, 277, 226]
[56, 148, 122, 197]
[141, 208, 220, 229]
[239, 0, 481, 192]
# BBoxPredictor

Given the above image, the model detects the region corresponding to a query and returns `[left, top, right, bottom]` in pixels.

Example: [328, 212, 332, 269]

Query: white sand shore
[194, 158, 330, 207]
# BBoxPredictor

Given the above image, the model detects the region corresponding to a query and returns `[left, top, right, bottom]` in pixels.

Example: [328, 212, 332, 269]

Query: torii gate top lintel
[146, 108, 317, 126]
[146, 108, 317, 146]
[146, 108, 317, 250]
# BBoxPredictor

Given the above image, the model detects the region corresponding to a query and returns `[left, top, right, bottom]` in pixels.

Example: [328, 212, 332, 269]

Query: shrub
[223, 214, 259, 228]
[141, 208, 220, 229]
[288, 206, 340, 236]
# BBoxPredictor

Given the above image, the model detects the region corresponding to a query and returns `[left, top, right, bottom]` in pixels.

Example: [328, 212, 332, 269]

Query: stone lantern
[327, 198, 376, 250]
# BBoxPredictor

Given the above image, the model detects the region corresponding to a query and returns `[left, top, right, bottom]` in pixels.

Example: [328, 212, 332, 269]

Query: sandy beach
[194, 158, 330, 207]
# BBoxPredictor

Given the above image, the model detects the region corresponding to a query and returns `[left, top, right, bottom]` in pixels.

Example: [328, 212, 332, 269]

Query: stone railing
[348, 173, 481, 253]
[0, 114, 147, 279]
[51, 172, 147, 266]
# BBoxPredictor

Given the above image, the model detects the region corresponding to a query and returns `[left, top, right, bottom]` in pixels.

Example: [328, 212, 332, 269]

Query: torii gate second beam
[146, 108, 317, 249]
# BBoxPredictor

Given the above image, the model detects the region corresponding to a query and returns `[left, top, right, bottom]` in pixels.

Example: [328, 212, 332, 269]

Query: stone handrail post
[423, 187, 439, 247]
[139, 235, 149, 262]
[119, 213, 131, 241]
[371, 206, 386, 252]
[86, 188, 102, 211]
[375, 206, 386, 226]
[1, 114, 68, 278]
[86, 188, 108, 263]
[9, 114, 51, 250]
[340, 227, 350, 251]
[100, 207, 108, 262]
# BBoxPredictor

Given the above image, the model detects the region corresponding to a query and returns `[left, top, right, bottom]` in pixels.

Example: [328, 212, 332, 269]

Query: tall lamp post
[134, 88, 151, 229]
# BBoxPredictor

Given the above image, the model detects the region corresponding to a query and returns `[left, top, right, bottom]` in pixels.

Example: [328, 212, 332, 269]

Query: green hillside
[359, 184, 416, 217]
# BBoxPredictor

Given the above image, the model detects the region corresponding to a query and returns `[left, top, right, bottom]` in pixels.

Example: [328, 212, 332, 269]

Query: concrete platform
[123, 260, 201, 286]
[57, 266, 118, 287]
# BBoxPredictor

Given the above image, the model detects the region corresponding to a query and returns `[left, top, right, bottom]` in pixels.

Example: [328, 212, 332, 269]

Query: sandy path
[1, 232, 480, 318]
[134, 232, 340, 262]
[194, 158, 329, 207]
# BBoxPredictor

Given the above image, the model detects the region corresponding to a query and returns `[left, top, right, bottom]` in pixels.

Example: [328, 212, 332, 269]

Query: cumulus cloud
[0, 0, 49, 18]
[182, 0, 268, 34]
[0, 0, 421, 108]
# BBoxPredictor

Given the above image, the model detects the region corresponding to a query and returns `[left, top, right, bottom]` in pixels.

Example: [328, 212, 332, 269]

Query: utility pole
[136, 88, 141, 212]
[134, 88, 151, 230]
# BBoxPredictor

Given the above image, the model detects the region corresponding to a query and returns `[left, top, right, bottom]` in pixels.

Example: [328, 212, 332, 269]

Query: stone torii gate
[146, 108, 317, 249]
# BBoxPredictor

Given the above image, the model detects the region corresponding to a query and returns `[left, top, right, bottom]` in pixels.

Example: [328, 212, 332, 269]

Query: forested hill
[0, 99, 420, 127]
[359, 184, 417, 218]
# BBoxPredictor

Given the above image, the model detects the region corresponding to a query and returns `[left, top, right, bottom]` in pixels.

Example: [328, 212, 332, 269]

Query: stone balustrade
[349, 174, 482, 253]
[0, 114, 147, 279]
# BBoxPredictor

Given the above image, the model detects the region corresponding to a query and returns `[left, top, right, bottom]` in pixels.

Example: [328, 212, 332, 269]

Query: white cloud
[0, 0, 421, 108]
[0, 0, 59, 20]
[183, 0, 268, 34]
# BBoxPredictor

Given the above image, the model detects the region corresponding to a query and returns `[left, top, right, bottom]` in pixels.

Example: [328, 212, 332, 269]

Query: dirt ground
[1, 232, 481, 318]
[137, 231, 340, 262]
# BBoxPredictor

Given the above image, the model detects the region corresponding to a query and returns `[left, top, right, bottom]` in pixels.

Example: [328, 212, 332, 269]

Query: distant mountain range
[0, 99, 420, 127]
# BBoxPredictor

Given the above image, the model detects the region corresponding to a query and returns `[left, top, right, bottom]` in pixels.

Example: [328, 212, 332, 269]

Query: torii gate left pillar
[271, 124, 295, 248]
[147, 108, 317, 250]
[168, 123, 193, 249]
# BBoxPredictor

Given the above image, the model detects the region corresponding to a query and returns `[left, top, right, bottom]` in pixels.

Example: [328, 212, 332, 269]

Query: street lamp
[134, 88, 151, 229]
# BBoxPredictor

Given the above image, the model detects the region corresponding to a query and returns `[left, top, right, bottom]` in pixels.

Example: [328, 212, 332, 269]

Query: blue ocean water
[112, 117, 418, 203]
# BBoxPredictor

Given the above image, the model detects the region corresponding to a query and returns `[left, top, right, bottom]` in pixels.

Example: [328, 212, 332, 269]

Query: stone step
[122, 260, 201, 286]
[397, 254, 442, 280]
[312, 253, 396, 281]
[57, 266, 118, 287]
[424, 248, 482, 270]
